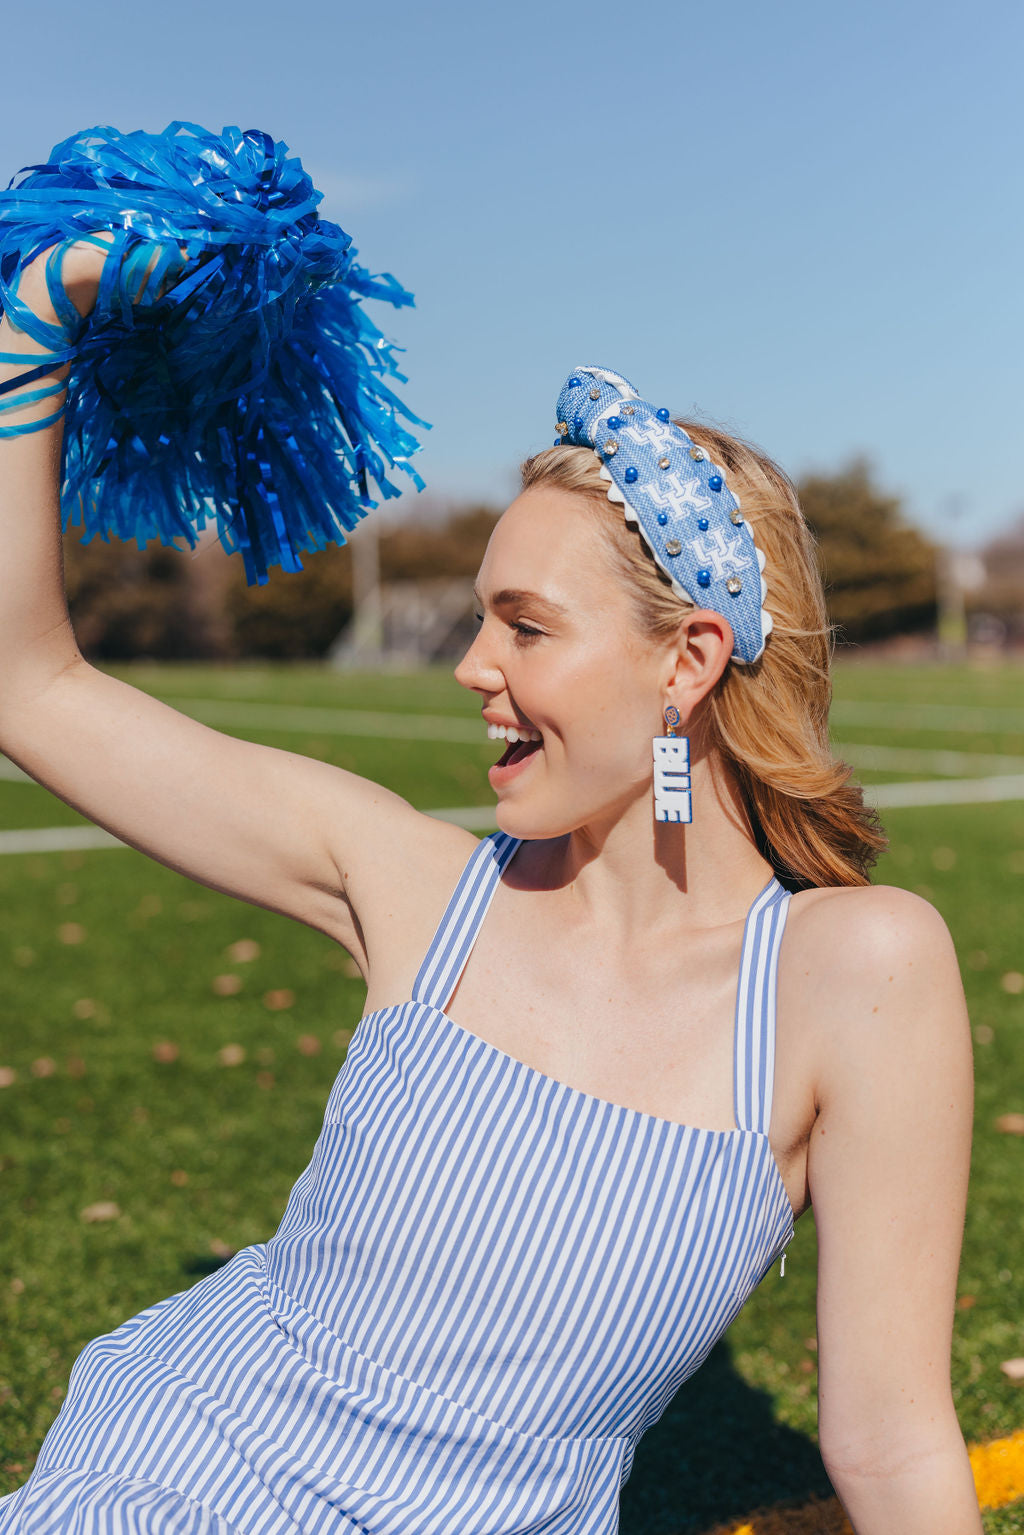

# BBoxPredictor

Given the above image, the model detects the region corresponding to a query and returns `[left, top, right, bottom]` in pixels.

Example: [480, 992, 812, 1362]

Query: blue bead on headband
[554, 365, 771, 664]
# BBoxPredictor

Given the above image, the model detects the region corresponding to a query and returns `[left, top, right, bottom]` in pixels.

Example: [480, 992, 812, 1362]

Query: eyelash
[473, 613, 545, 645]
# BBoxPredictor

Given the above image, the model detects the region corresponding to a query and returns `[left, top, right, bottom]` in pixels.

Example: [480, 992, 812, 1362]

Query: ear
[662, 608, 733, 719]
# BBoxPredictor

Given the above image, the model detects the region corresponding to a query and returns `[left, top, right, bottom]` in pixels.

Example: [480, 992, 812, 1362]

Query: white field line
[0, 806, 498, 857]
[864, 775, 1024, 809]
[0, 825, 125, 854]
[837, 743, 1024, 776]
[6, 776, 1024, 857]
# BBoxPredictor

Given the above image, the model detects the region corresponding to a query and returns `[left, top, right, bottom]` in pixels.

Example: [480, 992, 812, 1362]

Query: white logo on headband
[688, 528, 751, 580]
[620, 418, 677, 454]
[641, 474, 713, 516]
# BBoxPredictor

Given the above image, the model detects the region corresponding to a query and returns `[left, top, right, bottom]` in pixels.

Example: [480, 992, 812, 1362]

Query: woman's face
[455, 486, 669, 840]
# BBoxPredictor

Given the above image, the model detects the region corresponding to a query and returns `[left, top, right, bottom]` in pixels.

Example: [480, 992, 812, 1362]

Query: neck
[531, 750, 774, 937]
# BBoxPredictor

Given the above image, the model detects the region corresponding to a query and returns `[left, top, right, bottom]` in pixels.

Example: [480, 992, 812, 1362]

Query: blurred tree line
[64, 458, 1019, 661]
[64, 505, 500, 661]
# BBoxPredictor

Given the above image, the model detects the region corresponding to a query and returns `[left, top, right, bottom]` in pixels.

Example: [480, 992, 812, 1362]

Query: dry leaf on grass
[264, 989, 295, 1011]
[80, 1201, 120, 1223]
[225, 939, 260, 964]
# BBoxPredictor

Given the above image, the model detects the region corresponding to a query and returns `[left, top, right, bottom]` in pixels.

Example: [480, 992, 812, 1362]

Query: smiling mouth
[496, 736, 543, 769]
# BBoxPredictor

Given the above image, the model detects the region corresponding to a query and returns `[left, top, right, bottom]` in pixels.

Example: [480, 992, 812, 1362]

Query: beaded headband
[554, 365, 771, 664]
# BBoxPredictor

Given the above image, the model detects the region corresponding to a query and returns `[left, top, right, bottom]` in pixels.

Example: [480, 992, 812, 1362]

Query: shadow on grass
[181, 1252, 235, 1278]
[620, 1339, 833, 1534]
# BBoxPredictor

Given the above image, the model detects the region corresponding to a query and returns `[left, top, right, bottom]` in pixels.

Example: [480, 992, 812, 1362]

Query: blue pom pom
[0, 122, 427, 584]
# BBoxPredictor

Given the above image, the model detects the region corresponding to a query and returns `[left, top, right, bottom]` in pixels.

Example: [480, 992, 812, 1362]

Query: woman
[0, 247, 981, 1533]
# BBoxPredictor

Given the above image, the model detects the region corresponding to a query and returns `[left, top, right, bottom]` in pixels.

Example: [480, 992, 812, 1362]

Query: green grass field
[1, 658, 1022, 1532]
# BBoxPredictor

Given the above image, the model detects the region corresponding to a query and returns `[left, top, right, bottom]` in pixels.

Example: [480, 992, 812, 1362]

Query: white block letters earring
[653, 705, 692, 824]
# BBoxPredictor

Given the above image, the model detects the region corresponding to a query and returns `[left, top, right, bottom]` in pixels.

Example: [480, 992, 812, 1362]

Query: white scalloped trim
[576, 365, 639, 401]
[596, 450, 772, 664]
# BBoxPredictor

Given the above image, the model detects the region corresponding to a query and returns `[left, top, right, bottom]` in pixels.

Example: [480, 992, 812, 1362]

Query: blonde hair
[520, 426, 886, 889]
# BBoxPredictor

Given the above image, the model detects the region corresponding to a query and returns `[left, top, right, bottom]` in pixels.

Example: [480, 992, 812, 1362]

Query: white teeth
[485, 723, 541, 743]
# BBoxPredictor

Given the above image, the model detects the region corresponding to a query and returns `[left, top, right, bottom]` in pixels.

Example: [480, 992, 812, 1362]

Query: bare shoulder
[784, 880, 958, 993]
[780, 881, 968, 1102]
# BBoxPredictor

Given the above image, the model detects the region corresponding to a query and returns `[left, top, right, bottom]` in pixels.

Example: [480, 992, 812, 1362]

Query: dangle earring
[653, 705, 692, 824]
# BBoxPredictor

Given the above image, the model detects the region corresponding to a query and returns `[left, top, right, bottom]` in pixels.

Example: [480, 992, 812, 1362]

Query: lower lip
[488, 740, 543, 790]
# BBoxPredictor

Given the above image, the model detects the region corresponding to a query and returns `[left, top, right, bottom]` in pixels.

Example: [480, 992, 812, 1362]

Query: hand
[12, 234, 113, 330]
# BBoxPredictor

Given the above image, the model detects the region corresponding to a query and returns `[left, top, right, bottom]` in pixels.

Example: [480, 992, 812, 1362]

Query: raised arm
[0, 244, 473, 964]
[797, 885, 981, 1534]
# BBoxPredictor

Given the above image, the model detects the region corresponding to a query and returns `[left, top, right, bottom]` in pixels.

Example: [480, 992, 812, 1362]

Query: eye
[511, 620, 544, 644]
[473, 610, 484, 626]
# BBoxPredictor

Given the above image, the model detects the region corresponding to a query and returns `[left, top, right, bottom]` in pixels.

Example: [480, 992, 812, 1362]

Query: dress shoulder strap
[733, 876, 792, 1134]
[412, 831, 521, 1012]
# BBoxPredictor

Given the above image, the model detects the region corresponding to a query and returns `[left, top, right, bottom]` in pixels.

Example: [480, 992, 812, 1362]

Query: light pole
[348, 518, 383, 662]
[935, 494, 967, 662]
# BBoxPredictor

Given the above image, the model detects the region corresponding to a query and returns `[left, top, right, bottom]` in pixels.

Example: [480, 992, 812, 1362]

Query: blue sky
[2, 0, 1021, 545]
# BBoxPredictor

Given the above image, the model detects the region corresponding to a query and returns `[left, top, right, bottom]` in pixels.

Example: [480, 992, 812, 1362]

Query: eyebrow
[473, 587, 570, 620]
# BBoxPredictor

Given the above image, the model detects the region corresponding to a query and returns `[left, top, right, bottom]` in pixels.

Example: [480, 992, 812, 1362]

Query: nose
[454, 620, 504, 696]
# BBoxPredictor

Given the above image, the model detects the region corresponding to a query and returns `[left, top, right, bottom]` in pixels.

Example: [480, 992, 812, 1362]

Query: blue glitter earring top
[554, 365, 771, 664]
[0, 122, 427, 585]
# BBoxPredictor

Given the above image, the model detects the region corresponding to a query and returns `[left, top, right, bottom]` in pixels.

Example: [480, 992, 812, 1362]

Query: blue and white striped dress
[1, 832, 794, 1535]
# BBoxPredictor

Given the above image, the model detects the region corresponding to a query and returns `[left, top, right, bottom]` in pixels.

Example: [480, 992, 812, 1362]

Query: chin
[492, 792, 606, 844]
[491, 792, 565, 842]
[493, 802, 551, 842]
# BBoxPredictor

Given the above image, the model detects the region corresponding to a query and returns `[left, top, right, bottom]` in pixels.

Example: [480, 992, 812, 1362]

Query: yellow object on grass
[702, 1427, 1024, 1533]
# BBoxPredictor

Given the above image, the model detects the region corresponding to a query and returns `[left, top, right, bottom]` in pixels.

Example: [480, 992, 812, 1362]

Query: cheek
[552, 669, 658, 778]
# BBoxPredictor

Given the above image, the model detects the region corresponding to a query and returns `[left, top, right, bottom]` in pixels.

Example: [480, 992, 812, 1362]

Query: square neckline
[354, 835, 797, 1223]
[349, 1001, 798, 1225]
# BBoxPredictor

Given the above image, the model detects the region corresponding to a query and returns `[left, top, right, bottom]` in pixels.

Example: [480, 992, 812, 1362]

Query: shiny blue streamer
[0, 122, 427, 583]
